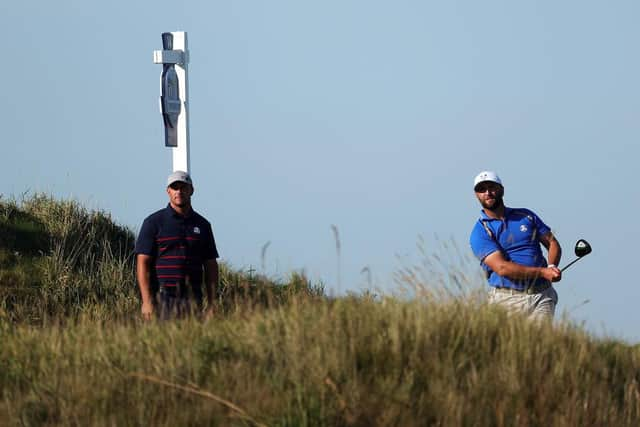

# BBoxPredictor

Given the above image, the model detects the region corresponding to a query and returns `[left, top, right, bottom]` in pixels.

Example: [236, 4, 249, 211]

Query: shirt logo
[193, 227, 201, 234]
[520, 224, 528, 232]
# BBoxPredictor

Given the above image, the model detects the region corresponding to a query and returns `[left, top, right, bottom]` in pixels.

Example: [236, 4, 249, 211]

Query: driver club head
[574, 239, 592, 258]
[560, 239, 592, 272]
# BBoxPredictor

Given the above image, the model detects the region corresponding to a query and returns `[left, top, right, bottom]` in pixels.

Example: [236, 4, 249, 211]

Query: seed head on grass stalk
[330, 224, 341, 293]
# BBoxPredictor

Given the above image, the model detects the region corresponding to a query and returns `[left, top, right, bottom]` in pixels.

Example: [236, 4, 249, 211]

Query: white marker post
[153, 31, 190, 173]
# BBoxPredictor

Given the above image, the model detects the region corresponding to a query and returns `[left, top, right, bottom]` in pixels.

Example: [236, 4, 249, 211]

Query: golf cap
[167, 170, 193, 187]
[473, 171, 502, 191]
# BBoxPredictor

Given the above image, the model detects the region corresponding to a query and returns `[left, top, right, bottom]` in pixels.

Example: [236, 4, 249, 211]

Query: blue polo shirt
[135, 204, 219, 293]
[469, 207, 551, 290]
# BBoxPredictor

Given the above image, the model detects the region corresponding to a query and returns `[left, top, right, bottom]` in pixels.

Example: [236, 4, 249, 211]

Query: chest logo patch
[193, 227, 201, 234]
[520, 224, 528, 233]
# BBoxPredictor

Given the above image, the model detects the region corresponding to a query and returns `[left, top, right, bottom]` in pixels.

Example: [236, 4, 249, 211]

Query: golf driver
[560, 239, 592, 272]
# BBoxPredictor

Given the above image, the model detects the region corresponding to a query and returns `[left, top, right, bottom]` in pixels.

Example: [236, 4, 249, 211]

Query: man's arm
[483, 250, 562, 283]
[203, 258, 219, 314]
[136, 254, 155, 320]
[539, 232, 562, 267]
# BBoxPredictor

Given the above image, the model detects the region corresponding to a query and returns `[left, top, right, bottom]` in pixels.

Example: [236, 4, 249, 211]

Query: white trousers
[488, 286, 558, 321]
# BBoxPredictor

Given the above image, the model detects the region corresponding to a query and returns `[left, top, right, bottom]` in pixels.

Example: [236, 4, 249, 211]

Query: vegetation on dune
[0, 193, 138, 322]
[1, 193, 639, 426]
[0, 193, 321, 323]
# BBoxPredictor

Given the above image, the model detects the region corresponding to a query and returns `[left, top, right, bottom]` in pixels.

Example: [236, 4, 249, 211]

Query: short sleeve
[135, 216, 157, 255]
[469, 221, 500, 262]
[203, 222, 219, 260]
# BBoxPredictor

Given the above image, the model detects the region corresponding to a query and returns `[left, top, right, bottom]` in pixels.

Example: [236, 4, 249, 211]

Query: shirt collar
[479, 206, 512, 221]
[164, 203, 193, 219]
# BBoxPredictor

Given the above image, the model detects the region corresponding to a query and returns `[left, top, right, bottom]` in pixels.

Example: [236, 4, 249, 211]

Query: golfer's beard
[483, 196, 504, 212]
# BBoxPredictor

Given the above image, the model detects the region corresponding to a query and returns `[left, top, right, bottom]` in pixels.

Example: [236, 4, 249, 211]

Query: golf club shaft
[560, 257, 582, 272]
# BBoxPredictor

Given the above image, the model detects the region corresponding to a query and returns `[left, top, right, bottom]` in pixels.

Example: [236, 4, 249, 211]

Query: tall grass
[0, 193, 138, 322]
[0, 193, 321, 323]
[1, 194, 639, 426]
[2, 296, 639, 426]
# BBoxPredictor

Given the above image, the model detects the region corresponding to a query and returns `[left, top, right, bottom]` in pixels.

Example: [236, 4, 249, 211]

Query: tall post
[153, 31, 190, 173]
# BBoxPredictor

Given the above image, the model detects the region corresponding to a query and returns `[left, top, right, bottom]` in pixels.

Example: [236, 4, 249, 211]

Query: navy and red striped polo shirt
[135, 204, 219, 293]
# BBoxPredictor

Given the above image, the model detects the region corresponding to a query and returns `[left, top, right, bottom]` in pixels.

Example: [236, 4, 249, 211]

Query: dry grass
[1, 194, 639, 426]
[1, 296, 639, 426]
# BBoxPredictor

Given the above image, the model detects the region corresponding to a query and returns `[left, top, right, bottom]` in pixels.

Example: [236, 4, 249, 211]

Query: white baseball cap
[167, 170, 193, 187]
[473, 171, 502, 191]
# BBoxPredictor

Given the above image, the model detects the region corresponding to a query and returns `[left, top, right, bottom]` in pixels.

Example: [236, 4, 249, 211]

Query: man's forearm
[205, 281, 216, 305]
[547, 241, 562, 266]
[494, 261, 549, 281]
[136, 256, 154, 304]
[204, 260, 219, 306]
[138, 277, 152, 304]
[138, 276, 153, 305]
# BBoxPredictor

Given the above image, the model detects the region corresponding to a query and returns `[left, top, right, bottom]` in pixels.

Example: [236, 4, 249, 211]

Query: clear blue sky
[1, 1, 638, 342]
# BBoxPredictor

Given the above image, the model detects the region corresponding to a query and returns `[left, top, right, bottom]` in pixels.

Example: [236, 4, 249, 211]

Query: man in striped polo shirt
[135, 171, 219, 320]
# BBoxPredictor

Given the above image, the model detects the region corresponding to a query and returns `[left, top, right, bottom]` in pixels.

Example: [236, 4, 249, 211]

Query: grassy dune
[1, 194, 639, 426]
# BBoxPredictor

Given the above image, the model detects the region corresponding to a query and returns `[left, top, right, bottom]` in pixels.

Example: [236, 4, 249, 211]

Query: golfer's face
[167, 182, 193, 208]
[475, 182, 503, 210]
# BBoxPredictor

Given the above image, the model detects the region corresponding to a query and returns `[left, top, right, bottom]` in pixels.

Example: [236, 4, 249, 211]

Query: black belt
[494, 281, 551, 295]
[159, 282, 202, 298]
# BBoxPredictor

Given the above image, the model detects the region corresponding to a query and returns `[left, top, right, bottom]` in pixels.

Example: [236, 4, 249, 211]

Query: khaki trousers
[488, 286, 558, 321]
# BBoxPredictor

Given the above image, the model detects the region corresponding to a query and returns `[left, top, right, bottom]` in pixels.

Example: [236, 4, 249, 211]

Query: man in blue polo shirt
[135, 171, 219, 320]
[469, 171, 562, 320]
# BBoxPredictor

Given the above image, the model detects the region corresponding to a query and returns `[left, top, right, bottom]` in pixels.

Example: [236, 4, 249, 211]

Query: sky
[1, 1, 638, 342]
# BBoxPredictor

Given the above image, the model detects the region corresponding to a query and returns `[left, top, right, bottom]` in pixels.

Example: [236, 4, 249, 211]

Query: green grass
[1, 194, 639, 426]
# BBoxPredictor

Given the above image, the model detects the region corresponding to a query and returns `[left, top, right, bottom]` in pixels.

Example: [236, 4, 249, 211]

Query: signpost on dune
[153, 31, 191, 173]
